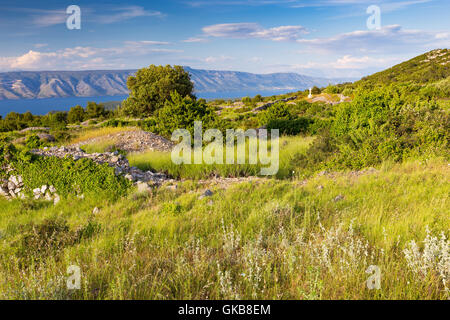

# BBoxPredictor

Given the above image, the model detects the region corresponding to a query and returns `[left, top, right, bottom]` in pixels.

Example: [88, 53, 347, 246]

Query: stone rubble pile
[70, 130, 174, 153]
[0, 175, 26, 200]
[31, 146, 170, 185]
[32, 184, 61, 204]
[252, 96, 297, 112]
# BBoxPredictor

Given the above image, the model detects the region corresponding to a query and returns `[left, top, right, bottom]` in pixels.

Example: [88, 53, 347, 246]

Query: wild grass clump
[128, 135, 314, 179]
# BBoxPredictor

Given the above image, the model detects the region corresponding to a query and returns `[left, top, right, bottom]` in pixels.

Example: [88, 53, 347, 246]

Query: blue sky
[0, 0, 449, 78]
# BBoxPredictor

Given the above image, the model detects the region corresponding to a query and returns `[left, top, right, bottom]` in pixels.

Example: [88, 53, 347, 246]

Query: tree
[156, 91, 218, 137]
[121, 65, 194, 117]
[258, 102, 294, 126]
[242, 96, 251, 105]
[85, 102, 106, 119]
[252, 94, 263, 103]
[311, 86, 322, 94]
[68, 105, 86, 123]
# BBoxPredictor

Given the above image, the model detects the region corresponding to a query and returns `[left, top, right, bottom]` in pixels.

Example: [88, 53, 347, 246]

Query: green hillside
[357, 49, 450, 86]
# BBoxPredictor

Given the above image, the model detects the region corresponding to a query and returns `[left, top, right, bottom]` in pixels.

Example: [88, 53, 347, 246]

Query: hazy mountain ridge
[0, 68, 350, 100]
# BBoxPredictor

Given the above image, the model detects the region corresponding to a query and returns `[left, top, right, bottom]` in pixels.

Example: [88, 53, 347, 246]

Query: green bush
[258, 102, 294, 126]
[13, 156, 131, 200]
[266, 118, 313, 135]
[155, 91, 221, 137]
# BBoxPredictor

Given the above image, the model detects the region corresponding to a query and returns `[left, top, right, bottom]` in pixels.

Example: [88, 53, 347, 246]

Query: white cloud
[0, 42, 183, 71]
[202, 23, 308, 41]
[297, 25, 450, 54]
[182, 37, 210, 43]
[204, 55, 234, 63]
[25, 6, 163, 27]
[95, 6, 164, 24]
[124, 41, 172, 46]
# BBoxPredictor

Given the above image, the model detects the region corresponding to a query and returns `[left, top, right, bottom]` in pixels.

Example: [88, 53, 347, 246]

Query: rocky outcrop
[252, 96, 297, 112]
[0, 175, 26, 200]
[31, 146, 169, 185]
[70, 130, 174, 153]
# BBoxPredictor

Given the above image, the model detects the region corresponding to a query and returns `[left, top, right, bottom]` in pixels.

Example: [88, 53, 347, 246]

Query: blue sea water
[0, 89, 294, 117]
[0, 95, 129, 117]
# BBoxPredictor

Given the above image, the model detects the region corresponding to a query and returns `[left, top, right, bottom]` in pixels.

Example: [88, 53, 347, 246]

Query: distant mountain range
[0, 67, 354, 101]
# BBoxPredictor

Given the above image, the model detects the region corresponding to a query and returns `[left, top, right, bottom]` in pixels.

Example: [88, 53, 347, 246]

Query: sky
[0, 0, 449, 78]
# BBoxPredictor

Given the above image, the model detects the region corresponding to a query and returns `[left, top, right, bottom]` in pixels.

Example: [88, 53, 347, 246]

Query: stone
[37, 133, 55, 142]
[334, 195, 344, 202]
[92, 207, 100, 214]
[110, 156, 120, 163]
[0, 187, 9, 196]
[44, 192, 53, 201]
[136, 181, 152, 193]
[49, 185, 57, 193]
[41, 185, 48, 194]
[7, 181, 16, 190]
[33, 188, 41, 195]
[53, 194, 60, 205]
[199, 189, 214, 199]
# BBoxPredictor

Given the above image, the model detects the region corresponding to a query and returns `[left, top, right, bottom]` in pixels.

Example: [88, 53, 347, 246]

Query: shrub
[155, 91, 220, 137]
[14, 156, 131, 200]
[120, 65, 194, 117]
[266, 118, 313, 135]
[258, 102, 294, 126]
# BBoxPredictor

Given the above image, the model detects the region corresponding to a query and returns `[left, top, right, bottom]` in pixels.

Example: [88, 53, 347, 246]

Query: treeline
[0, 102, 113, 132]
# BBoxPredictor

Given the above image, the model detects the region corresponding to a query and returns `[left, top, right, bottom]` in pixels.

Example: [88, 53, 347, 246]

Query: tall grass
[128, 135, 314, 179]
[0, 159, 448, 299]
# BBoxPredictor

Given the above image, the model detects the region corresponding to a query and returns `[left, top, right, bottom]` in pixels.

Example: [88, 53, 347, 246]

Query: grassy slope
[0, 159, 448, 299]
[356, 49, 450, 86]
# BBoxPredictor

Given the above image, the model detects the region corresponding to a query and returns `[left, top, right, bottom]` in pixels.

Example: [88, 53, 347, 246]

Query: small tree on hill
[68, 105, 86, 123]
[121, 65, 195, 117]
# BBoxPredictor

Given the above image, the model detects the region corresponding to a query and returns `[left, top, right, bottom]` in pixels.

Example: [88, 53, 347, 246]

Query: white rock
[44, 192, 52, 201]
[53, 194, 60, 205]
[49, 185, 57, 193]
[33, 188, 41, 195]
[92, 207, 100, 214]
[136, 181, 151, 193]
[7, 181, 16, 190]
[41, 185, 48, 194]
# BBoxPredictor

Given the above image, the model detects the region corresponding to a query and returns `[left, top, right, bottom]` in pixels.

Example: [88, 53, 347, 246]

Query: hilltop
[356, 49, 450, 86]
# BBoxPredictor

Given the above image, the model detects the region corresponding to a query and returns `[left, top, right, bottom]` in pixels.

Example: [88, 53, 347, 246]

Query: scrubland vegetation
[0, 51, 449, 299]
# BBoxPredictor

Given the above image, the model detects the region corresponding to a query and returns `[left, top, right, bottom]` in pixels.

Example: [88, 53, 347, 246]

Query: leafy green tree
[156, 91, 219, 137]
[258, 102, 294, 126]
[68, 105, 86, 123]
[311, 86, 321, 94]
[121, 65, 194, 117]
[86, 102, 106, 119]
[252, 94, 263, 103]
[242, 96, 252, 105]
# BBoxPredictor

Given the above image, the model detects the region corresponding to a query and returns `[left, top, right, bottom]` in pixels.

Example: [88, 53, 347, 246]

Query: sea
[0, 89, 293, 117]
